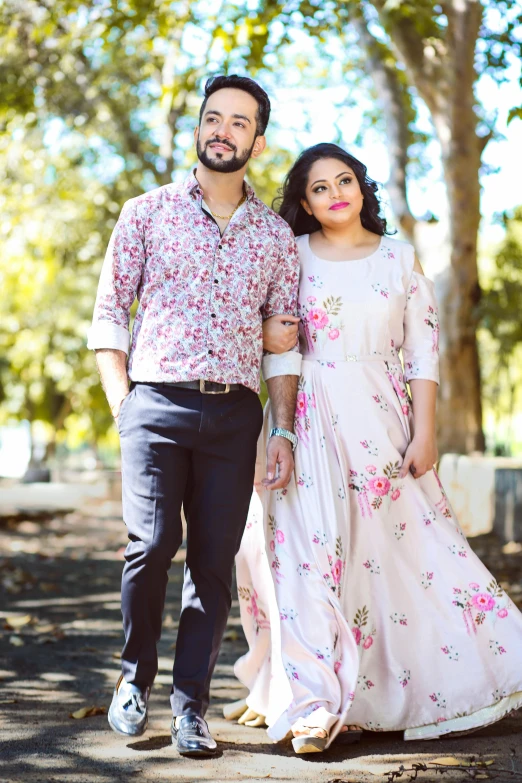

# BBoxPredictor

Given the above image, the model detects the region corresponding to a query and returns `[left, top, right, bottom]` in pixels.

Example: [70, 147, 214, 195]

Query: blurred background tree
[0, 0, 521, 464]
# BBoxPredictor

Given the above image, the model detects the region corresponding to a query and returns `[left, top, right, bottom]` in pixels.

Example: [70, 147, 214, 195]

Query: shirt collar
[182, 169, 256, 203]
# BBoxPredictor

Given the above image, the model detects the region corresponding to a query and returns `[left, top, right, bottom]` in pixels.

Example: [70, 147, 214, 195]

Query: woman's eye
[340, 178, 352, 185]
[313, 186, 326, 193]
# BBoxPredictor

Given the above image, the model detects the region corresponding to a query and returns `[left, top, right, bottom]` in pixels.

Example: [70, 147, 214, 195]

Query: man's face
[195, 88, 264, 173]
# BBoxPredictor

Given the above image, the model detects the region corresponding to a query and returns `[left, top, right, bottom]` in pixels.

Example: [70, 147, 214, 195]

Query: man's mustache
[205, 137, 236, 152]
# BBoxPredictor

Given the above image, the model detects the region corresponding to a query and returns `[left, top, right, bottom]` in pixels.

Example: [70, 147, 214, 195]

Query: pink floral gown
[234, 234, 522, 747]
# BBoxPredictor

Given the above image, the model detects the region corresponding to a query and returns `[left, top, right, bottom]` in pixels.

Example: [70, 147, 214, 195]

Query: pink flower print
[367, 680, 375, 689]
[296, 391, 308, 418]
[307, 295, 317, 304]
[402, 405, 409, 415]
[497, 608, 508, 619]
[328, 328, 340, 340]
[471, 593, 495, 611]
[441, 646, 449, 654]
[399, 618, 408, 626]
[251, 594, 259, 618]
[310, 393, 316, 409]
[367, 476, 391, 496]
[313, 534, 319, 544]
[307, 307, 329, 329]
[429, 693, 437, 702]
[363, 560, 371, 569]
[352, 627, 362, 645]
[269, 540, 275, 551]
[499, 646, 506, 654]
[276, 529, 285, 544]
[427, 571, 434, 580]
[401, 678, 408, 688]
[469, 582, 480, 591]
[400, 523, 406, 531]
[391, 489, 401, 501]
[366, 465, 377, 474]
[363, 635, 373, 650]
[360, 440, 368, 449]
[316, 652, 324, 660]
[334, 661, 342, 674]
[332, 559, 343, 584]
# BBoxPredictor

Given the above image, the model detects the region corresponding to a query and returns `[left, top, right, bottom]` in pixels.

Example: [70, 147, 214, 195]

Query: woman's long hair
[274, 143, 390, 237]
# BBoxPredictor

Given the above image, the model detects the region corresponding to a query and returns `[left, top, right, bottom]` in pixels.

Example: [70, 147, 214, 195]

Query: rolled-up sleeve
[401, 270, 440, 384]
[87, 198, 145, 353]
[261, 226, 302, 380]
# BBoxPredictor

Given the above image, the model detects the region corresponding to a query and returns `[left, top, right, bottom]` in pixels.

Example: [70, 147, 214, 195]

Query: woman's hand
[399, 435, 438, 479]
[263, 314, 300, 354]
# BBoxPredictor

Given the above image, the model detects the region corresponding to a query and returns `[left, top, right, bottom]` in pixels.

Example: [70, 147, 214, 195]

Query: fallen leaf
[35, 623, 56, 634]
[9, 635, 24, 647]
[70, 705, 107, 719]
[6, 614, 33, 629]
[39, 582, 59, 593]
[430, 757, 465, 767]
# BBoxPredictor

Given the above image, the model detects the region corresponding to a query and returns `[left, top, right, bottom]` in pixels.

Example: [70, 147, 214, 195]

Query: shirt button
[208, 349, 213, 355]
[214, 279, 219, 284]
[218, 244, 223, 250]
[211, 313, 216, 318]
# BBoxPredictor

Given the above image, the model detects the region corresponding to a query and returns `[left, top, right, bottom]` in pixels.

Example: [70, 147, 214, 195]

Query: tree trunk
[435, 1, 485, 453]
[366, 0, 486, 454]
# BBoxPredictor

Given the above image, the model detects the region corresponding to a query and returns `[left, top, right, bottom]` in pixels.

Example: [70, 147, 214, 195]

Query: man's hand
[110, 392, 129, 422]
[399, 435, 438, 479]
[95, 349, 129, 423]
[262, 436, 294, 490]
[263, 314, 300, 354]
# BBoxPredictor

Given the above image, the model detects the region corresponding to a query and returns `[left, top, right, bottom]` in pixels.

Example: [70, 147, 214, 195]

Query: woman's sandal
[335, 724, 363, 745]
[292, 727, 328, 754]
[292, 725, 362, 754]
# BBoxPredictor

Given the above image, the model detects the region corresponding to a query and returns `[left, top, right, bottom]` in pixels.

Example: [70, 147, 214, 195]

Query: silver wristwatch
[269, 427, 298, 451]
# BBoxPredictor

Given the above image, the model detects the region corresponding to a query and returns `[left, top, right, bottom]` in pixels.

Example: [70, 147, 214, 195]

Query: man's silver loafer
[108, 674, 150, 736]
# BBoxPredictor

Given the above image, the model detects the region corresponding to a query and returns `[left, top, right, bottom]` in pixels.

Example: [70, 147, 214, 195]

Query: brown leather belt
[161, 380, 242, 394]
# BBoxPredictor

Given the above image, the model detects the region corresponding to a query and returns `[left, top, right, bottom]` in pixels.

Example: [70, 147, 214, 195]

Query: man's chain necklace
[209, 189, 247, 221]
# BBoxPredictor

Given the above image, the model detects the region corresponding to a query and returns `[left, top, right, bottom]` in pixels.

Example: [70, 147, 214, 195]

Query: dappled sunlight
[1, 508, 521, 783]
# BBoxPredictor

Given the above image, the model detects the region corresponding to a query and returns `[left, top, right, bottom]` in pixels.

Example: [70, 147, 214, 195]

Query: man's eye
[234, 122, 245, 128]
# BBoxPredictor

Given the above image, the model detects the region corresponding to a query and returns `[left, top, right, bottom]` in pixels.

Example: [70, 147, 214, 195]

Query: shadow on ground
[1, 504, 521, 783]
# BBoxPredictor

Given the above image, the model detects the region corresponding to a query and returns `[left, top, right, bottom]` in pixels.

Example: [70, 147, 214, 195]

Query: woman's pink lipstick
[329, 202, 350, 211]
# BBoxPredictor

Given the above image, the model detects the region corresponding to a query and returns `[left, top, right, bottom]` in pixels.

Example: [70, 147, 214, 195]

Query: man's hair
[199, 74, 271, 137]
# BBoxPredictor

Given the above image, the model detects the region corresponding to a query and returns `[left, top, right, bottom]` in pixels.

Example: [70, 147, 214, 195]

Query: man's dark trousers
[118, 382, 263, 717]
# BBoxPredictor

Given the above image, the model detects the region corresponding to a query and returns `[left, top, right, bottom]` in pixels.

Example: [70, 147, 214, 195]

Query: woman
[229, 143, 522, 754]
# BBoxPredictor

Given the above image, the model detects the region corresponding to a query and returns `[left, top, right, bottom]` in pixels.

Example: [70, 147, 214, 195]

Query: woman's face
[301, 157, 364, 229]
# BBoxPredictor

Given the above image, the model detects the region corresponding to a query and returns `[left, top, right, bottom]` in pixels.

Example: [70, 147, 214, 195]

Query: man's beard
[196, 134, 255, 173]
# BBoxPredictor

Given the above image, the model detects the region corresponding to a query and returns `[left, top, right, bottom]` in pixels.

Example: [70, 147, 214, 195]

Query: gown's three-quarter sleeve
[401, 270, 440, 385]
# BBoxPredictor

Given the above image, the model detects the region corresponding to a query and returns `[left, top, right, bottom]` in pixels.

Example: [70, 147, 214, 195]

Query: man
[87, 74, 301, 757]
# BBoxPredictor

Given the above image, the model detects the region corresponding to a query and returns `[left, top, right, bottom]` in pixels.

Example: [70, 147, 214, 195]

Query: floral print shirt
[87, 171, 301, 392]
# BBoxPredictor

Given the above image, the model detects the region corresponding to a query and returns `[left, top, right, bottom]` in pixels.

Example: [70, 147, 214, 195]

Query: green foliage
[0, 0, 521, 455]
[479, 207, 522, 455]
[481, 208, 522, 358]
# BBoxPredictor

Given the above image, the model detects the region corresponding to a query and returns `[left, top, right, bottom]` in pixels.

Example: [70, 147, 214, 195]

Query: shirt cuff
[87, 321, 130, 354]
[262, 351, 302, 380]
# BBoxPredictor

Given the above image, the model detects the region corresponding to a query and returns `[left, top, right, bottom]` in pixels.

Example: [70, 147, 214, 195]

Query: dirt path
[1, 497, 521, 783]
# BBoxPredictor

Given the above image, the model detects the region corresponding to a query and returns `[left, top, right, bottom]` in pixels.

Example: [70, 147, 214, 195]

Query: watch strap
[269, 427, 298, 451]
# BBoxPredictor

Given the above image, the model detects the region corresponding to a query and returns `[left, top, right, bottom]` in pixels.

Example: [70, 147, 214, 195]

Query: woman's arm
[263, 314, 300, 354]
[399, 379, 438, 478]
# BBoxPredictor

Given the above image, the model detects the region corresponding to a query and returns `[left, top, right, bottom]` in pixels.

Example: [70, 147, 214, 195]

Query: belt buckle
[199, 379, 230, 394]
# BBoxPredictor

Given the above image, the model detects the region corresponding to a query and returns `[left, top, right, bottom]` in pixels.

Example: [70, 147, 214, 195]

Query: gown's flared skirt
[235, 358, 522, 746]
